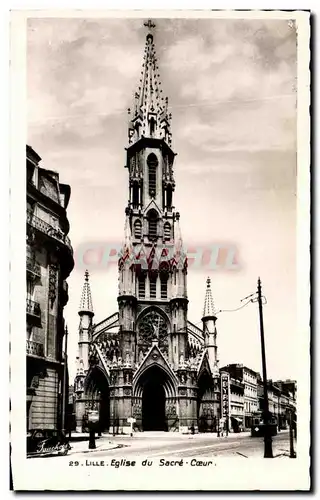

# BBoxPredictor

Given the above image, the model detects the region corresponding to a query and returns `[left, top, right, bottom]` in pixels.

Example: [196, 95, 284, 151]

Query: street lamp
[218, 277, 273, 458]
[289, 408, 296, 458]
[256, 278, 273, 458]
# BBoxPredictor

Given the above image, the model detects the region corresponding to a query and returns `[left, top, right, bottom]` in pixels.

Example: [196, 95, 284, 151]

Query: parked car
[27, 429, 71, 458]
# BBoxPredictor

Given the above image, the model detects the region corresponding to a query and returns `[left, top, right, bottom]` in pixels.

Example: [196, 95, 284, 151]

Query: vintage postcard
[10, 9, 310, 491]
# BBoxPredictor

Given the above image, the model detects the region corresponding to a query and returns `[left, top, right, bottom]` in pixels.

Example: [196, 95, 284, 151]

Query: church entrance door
[140, 366, 169, 431]
[142, 380, 166, 431]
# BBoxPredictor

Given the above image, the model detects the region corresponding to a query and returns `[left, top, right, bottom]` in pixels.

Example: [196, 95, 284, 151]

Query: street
[30, 430, 295, 463]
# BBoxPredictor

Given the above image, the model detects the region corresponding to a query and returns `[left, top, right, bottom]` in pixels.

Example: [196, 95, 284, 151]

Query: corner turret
[202, 277, 219, 375]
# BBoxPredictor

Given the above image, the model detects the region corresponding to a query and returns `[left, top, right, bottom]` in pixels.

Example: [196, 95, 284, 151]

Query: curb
[68, 443, 126, 456]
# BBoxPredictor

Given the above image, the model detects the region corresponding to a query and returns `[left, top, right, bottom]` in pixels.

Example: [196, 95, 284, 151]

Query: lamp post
[217, 279, 273, 457]
[88, 393, 97, 449]
[98, 390, 102, 437]
[289, 409, 296, 458]
[257, 278, 273, 458]
[112, 395, 116, 436]
[61, 325, 68, 434]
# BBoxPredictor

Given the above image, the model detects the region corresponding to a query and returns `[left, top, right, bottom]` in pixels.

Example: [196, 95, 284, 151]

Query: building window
[150, 275, 157, 298]
[132, 182, 139, 208]
[147, 209, 158, 240]
[134, 220, 142, 239]
[27, 278, 33, 300]
[167, 186, 172, 209]
[27, 324, 33, 340]
[164, 222, 171, 241]
[138, 275, 145, 298]
[160, 276, 168, 299]
[147, 153, 158, 198]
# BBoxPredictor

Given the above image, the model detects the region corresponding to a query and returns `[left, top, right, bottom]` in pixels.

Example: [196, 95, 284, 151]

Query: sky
[27, 16, 297, 382]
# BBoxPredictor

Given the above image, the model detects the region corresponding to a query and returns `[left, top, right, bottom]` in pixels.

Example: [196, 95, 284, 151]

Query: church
[74, 21, 225, 434]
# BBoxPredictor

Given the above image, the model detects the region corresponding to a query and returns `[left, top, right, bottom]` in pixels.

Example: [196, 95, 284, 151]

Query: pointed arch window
[134, 219, 142, 239]
[147, 153, 158, 198]
[149, 274, 157, 299]
[160, 274, 168, 299]
[167, 185, 173, 209]
[147, 209, 158, 240]
[132, 181, 139, 208]
[164, 222, 171, 241]
[149, 116, 156, 137]
[138, 274, 146, 299]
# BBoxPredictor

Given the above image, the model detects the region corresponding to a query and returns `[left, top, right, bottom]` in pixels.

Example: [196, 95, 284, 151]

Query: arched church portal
[197, 370, 216, 433]
[84, 366, 110, 432]
[135, 366, 175, 431]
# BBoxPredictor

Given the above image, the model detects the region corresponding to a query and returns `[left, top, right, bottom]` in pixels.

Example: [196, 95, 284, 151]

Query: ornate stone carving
[165, 402, 177, 418]
[75, 376, 84, 392]
[138, 309, 168, 354]
[133, 403, 142, 418]
[178, 372, 187, 385]
[48, 264, 58, 308]
[124, 371, 132, 384]
[110, 372, 117, 385]
[26, 227, 36, 246]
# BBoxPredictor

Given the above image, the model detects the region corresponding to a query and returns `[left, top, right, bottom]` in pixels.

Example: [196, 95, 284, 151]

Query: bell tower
[119, 19, 188, 370]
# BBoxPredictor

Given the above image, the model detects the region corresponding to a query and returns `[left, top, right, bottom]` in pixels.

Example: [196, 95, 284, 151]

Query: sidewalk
[68, 436, 123, 455]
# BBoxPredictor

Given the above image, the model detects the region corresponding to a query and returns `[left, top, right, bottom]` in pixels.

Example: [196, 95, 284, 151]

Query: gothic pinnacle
[202, 276, 217, 318]
[78, 269, 94, 316]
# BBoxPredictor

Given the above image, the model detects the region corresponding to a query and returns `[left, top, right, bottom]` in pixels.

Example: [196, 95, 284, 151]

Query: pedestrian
[220, 421, 224, 437]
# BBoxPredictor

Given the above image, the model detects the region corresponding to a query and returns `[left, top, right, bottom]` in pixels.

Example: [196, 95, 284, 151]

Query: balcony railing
[27, 209, 73, 254]
[26, 339, 44, 357]
[26, 256, 41, 278]
[231, 378, 245, 389]
[26, 298, 41, 319]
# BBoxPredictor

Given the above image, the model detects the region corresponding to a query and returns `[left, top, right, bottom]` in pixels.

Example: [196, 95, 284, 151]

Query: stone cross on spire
[78, 269, 94, 316]
[203, 277, 217, 318]
[144, 19, 156, 32]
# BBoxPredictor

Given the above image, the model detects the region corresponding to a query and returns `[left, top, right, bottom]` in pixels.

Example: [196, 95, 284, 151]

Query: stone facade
[229, 378, 245, 432]
[220, 364, 258, 428]
[74, 26, 221, 434]
[257, 377, 297, 429]
[26, 145, 74, 431]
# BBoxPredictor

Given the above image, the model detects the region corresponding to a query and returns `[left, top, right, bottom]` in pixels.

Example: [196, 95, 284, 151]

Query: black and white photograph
[10, 9, 310, 491]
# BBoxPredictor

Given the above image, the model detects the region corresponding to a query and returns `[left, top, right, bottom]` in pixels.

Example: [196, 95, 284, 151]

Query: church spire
[128, 19, 172, 145]
[203, 277, 217, 318]
[78, 269, 94, 317]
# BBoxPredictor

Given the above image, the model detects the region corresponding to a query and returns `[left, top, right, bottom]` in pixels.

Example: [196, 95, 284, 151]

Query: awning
[231, 417, 243, 423]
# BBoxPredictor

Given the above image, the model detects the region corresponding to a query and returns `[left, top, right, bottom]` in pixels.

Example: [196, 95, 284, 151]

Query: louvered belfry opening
[147, 153, 158, 198]
[147, 209, 158, 241]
